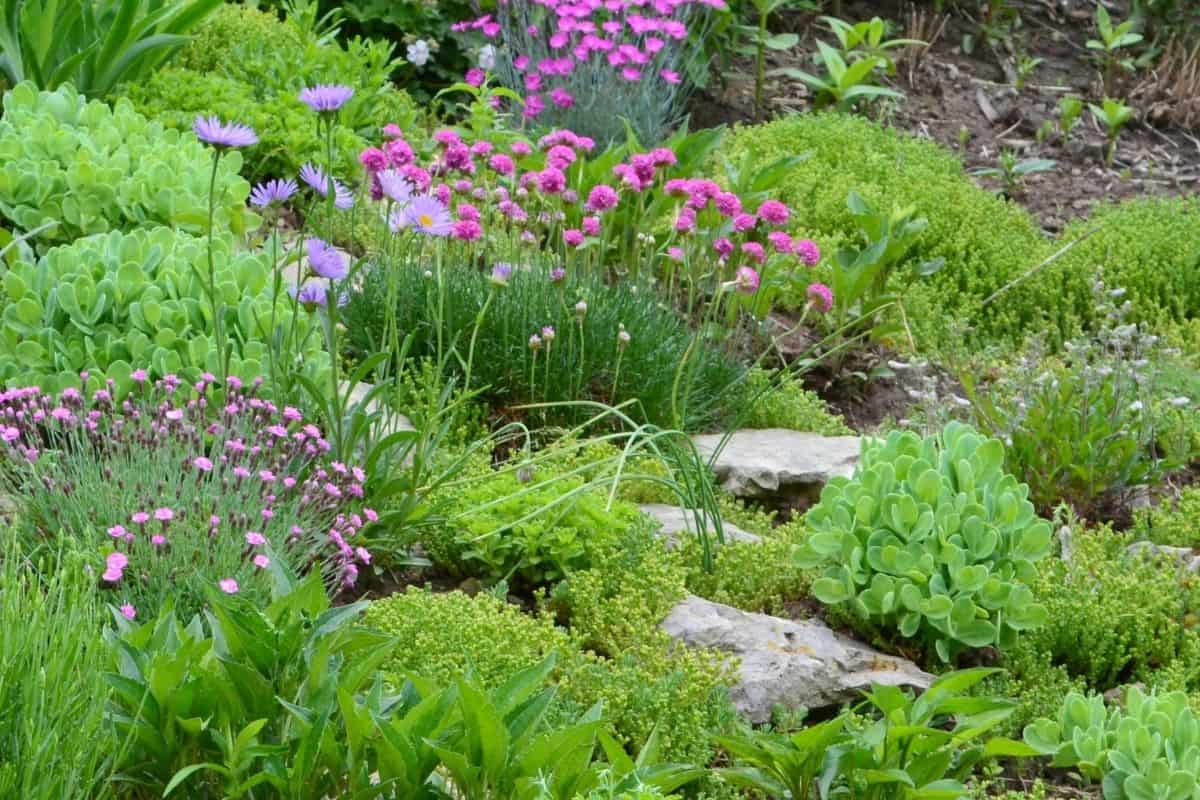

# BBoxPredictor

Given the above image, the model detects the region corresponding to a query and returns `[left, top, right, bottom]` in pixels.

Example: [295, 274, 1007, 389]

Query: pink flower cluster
[0, 374, 378, 612]
[454, 0, 725, 119]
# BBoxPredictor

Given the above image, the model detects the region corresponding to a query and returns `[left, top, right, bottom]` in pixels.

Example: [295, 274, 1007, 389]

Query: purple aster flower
[376, 169, 413, 204]
[404, 194, 453, 236]
[305, 238, 348, 280]
[299, 162, 354, 210]
[291, 284, 329, 310]
[299, 84, 355, 113]
[490, 262, 514, 287]
[249, 178, 298, 208]
[193, 115, 258, 149]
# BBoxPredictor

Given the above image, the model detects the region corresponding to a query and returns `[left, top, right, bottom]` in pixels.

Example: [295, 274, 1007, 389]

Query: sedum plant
[0, 226, 326, 395]
[795, 422, 1053, 662]
[0, 82, 255, 245]
[1024, 688, 1200, 800]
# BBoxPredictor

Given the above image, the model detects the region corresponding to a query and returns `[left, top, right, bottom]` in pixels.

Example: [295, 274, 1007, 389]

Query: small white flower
[407, 39, 431, 67]
[1170, 397, 1191, 408]
[1109, 288, 1127, 298]
[1129, 400, 1144, 412]
[478, 44, 497, 70]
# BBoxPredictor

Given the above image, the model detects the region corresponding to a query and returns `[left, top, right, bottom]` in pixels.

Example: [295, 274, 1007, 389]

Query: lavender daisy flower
[404, 194, 453, 236]
[376, 169, 413, 204]
[290, 284, 350, 310]
[299, 162, 354, 210]
[291, 283, 327, 309]
[490, 262, 514, 287]
[299, 84, 355, 113]
[193, 115, 258, 149]
[305, 238, 348, 280]
[249, 178, 298, 208]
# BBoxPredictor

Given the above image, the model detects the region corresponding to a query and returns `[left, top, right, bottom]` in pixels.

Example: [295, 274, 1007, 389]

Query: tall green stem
[205, 152, 228, 385]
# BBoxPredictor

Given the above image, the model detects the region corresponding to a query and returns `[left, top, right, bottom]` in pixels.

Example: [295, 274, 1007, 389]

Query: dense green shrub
[119, 4, 418, 181]
[1047, 198, 1200, 341]
[419, 458, 647, 587]
[740, 368, 852, 434]
[0, 226, 326, 394]
[796, 422, 1053, 662]
[1136, 487, 1200, 549]
[344, 261, 747, 432]
[367, 582, 735, 767]
[720, 112, 1050, 351]
[363, 588, 570, 689]
[0, 82, 254, 246]
[1014, 522, 1200, 693]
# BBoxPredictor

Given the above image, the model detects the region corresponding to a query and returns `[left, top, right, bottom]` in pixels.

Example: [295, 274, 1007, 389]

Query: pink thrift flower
[660, 69, 680, 84]
[563, 229, 585, 247]
[153, 507, 174, 522]
[106, 552, 128, 571]
[219, 578, 239, 594]
[246, 531, 266, 546]
[131, 511, 149, 525]
[119, 604, 136, 620]
[151, 534, 166, 546]
[735, 266, 760, 294]
[193, 456, 213, 472]
[452, 219, 483, 241]
[742, 242, 766, 263]
[465, 68, 486, 86]
[714, 238, 734, 258]
[667, 246, 685, 261]
[758, 199, 790, 226]
[795, 239, 821, 266]
[807, 282, 834, 312]
[768, 231, 794, 254]
[102, 568, 122, 583]
[585, 184, 619, 212]
[107, 525, 126, 539]
[733, 213, 757, 232]
[359, 147, 387, 172]
[582, 216, 601, 236]
[524, 95, 545, 119]
[131, 369, 148, 383]
[550, 87, 574, 108]
[253, 554, 271, 569]
[714, 192, 742, 217]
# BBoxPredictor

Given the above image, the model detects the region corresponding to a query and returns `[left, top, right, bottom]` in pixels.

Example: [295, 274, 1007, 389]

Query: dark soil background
[691, 0, 1200, 232]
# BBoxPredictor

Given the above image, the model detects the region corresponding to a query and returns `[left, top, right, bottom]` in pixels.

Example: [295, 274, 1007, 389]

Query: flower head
[299, 84, 355, 113]
[795, 239, 821, 267]
[734, 266, 760, 294]
[305, 238, 348, 280]
[219, 578, 239, 594]
[250, 178, 298, 208]
[407, 39, 431, 67]
[376, 169, 413, 204]
[490, 262, 514, 287]
[757, 199, 790, 226]
[193, 456, 213, 472]
[193, 115, 258, 149]
[807, 282, 833, 313]
[404, 194, 453, 236]
[299, 163, 354, 210]
[119, 604, 136, 620]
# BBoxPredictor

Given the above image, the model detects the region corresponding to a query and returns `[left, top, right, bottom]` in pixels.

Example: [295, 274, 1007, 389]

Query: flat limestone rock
[662, 595, 933, 723]
[639, 504, 761, 550]
[691, 429, 861, 499]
